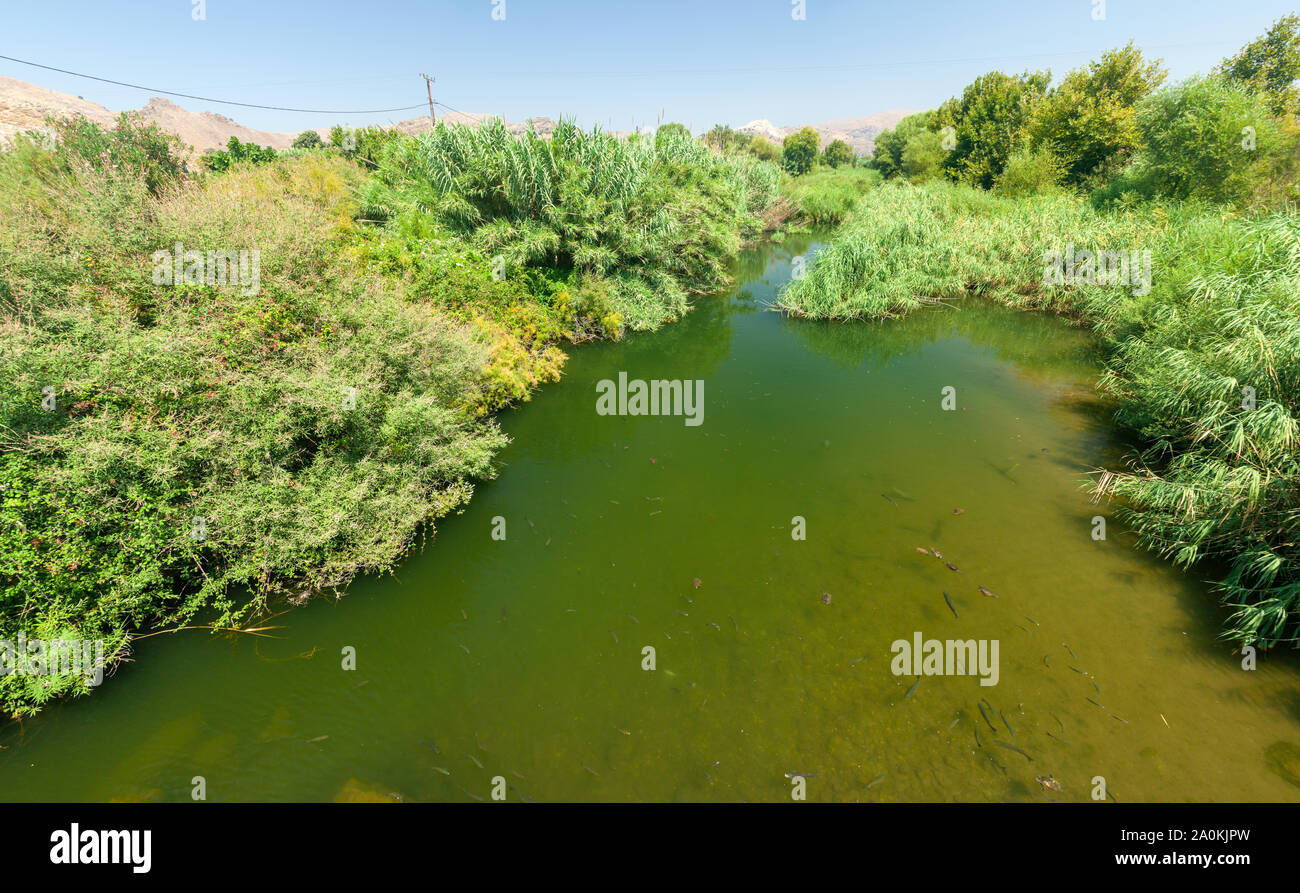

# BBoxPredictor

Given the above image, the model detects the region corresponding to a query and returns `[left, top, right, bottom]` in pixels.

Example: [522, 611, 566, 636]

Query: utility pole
[420, 73, 435, 127]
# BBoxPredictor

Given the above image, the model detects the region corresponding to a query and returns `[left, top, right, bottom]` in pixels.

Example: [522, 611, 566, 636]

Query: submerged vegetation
[783, 17, 1300, 646]
[0, 113, 782, 715]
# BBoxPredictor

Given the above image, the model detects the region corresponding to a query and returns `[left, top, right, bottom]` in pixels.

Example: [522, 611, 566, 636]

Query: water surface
[4, 233, 1300, 802]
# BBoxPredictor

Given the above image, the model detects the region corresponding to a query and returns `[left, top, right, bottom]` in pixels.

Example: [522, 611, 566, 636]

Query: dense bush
[362, 118, 780, 332]
[201, 136, 277, 172]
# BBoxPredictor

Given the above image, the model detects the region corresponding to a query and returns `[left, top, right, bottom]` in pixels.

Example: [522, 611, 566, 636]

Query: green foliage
[994, 145, 1066, 197]
[292, 130, 325, 149]
[937, 69, 1051, 188]
[654, 122, 690, 149]
[1217, 14, 1300, 116]
[900, 129, 946, 183]
[1126, 75, 1286, 205]
[24, 113, 187, 196]
[782, 166, 878, 225]
[329, 124, 400, 169]
[782, 127, 820, 176]
[201, 136, 277, 173]
[747, 134, 781, 163]
[871, 110, 936, 179]
[363, 118, 779, 332]
[0, 144, 507, 715]
[821, 139, 854, 169]
[778, 178, 1300, 646]
[1029, 42, 1168, 188]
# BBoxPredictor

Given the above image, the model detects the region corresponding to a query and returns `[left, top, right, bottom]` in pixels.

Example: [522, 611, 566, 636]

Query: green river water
[4, 232, 1300, 802]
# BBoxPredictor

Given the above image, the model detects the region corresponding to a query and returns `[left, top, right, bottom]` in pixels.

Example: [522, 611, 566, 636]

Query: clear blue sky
[2, 1, 1295, 133]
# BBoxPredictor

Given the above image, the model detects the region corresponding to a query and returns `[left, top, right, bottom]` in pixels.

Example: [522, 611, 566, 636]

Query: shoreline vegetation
[2, 15, 1297, 716]
[0, 114, 799, 716]
[777, 18, 1300, 648]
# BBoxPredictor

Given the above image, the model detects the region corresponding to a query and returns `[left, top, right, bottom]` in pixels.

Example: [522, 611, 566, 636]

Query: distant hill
[0, 74, 303, 153]
[0, 72, 911, 159]
[736, 110, 916, 156]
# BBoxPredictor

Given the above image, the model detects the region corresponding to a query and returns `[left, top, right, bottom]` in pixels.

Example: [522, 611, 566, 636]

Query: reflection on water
[3, 234, 1299, 802]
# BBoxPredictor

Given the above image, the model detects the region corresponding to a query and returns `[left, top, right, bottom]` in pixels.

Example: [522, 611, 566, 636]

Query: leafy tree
[705, 124, 746, 152]
[993, 145, 1066, 196]
[900, 130, 945, 182]
[1129, 75, 1285, 204]
[655, 122, 690, 150]
[782, 127, 820, 175]
[747, 135, 780, 163]
[821, 139, 854, 168]
[871, 110, 935, 178]
[201, 136, 277, 173]
[292, 129, 324, 149]
[937, 70, 1051, 188]
[1217, 14, 1300, 116]
[1030, 43, 1167, 187]
[329, 124, 401, 168]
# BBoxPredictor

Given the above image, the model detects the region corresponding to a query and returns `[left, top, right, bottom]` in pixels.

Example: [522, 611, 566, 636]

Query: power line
[0, 54, 429, 114]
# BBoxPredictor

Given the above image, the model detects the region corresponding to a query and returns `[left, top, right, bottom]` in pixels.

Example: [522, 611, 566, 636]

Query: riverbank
[0, 117, 793, 715]
[777, 181, 1300, 646]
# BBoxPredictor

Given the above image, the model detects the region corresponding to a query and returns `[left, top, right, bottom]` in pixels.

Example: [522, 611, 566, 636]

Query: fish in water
[1068, 665, 1089, 675]
[1035, 775, 1062, 793]
[1046, 731, 1072, 744]
[865, 774, 886, 789]
[1110, 714, 1129, 724]
[583, 764, 600, 777]
[466, 753, 484, 769]
[306, 735, 329, 744]
[904, 676, 921, 700]
[1043, 653, 1051, 667]
[627, 614, 640, 623]
[420, 739, 441, 754]
[821, 592, 832, 605]
[676, 609, 689, 616]
[1049, 712, 1065, 732]
[707, 621, 721, 631]
[432, 766, 451, 776]
[1024, 616, 1040, 627]
[947, 713, 962, 730]
[915, 546, 932, 555]
[881, 493, 900, 508]
[999, 710, 1016, 739]
[977, 586, 998, 598]
[977, 701, 998, 731]
[931, 548, 945, 559]
[610, 631, 618, 644]
[508, 784, 535, 804]
[784, 771, 819, 779]
[1086, 697, 1106, 709]
[1063, 642, 1078, 660]
[993, 739, 1033, 762]
[943, 591, 959, 619]
[946, 562, 960, 572]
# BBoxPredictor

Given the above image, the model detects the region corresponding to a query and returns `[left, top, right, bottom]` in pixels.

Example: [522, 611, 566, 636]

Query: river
[4, 231, 1300, 802]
